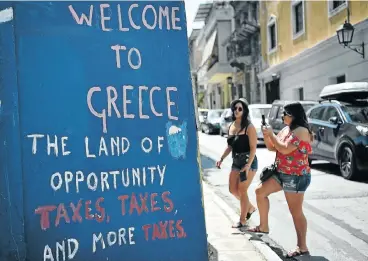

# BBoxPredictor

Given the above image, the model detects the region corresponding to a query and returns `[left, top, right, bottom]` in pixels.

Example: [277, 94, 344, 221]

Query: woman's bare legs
[229, 170, 240, 199]
[285, 192, 308, 254]
[238, 170, 257, 223]
[252, 178, 282, 232]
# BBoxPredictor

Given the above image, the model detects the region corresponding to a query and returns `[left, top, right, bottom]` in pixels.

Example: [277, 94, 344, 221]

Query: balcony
[240, 19, 259, 35]
[227, 41, 251, 61]
[232, 1, 260, 38]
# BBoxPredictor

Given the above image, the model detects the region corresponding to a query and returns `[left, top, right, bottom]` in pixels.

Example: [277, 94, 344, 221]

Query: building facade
[224, 0, 261, 104]
[193, 1, 234, 109]
[258, 0, 368, 103]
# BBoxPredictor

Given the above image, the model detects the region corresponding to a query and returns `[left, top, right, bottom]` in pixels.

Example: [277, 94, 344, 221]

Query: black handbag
[259, 154, 278, 183]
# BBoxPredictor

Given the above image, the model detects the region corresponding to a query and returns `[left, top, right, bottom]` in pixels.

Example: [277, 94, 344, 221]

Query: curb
[203, 182, 283, 261]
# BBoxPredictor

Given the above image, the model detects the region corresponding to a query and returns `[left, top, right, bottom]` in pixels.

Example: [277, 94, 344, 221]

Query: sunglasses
[234, 106, 243, 112]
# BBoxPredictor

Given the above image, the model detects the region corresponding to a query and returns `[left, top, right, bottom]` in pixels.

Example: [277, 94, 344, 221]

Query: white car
[198, 108, 209, 125]
[248, 104, 272, 145]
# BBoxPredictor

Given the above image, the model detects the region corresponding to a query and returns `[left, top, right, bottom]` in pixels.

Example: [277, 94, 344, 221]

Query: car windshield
[341, 105, 368, 124]
[208, 110, 222, 120]
[251, 108, 271, 119]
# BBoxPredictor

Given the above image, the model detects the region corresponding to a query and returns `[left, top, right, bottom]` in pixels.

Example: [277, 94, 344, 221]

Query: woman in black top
[216, 98, 258, 228]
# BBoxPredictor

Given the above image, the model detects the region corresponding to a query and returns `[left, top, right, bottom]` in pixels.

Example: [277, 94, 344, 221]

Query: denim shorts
[232, 154, 258, 182]
[272, 172, 311, 193]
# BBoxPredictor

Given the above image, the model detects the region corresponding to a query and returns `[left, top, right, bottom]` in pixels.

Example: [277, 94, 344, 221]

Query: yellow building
[258, 0, 368, 103]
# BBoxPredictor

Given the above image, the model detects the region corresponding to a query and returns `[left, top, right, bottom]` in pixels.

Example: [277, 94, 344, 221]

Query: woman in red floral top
[248, 102, 313, 258]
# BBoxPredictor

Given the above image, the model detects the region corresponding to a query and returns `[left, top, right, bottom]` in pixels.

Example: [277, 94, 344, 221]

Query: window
[323, 106, 341, 122]
[309, 107, 326, 120]
[291, 0, 305, 39]
[267, 15, 277, 53]
[276, 106, 284, 119]
[269, 24, 276, 49]
[237, 84, 243, 98]
[251, 108, 272, 120]
[231, 84, 236, 100]
[251, 2, 258, 23]
[336, 75, 346, 84]
[269, 105, 279, 119]
[240, 11, 248, 24]
[341, 104, 368, 124]
[333, 1, 346, 9]
[328, 0, 347, 17]
[298, 87, 304, 100]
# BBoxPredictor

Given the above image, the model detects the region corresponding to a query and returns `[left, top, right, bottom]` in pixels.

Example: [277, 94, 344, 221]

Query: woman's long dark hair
[284, 102, 313, 138]
[231, 98, 250, 131]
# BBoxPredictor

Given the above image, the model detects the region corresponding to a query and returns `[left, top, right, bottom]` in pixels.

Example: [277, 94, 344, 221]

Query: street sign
[0, 2, 207, 261]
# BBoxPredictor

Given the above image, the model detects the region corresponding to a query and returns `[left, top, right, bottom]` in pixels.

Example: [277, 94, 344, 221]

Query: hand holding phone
[261, 114, 266, 126]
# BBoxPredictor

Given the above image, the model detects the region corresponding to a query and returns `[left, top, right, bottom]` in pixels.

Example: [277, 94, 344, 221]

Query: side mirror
[329, 116, 342, 125]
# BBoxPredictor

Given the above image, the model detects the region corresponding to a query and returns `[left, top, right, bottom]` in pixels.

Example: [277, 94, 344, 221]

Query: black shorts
[231, 153, 258, 182]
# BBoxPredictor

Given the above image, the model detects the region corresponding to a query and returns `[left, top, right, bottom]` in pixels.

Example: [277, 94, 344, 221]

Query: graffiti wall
[0, 2, 207, 261]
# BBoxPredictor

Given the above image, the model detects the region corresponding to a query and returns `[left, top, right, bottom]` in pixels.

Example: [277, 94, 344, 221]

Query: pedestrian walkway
[203, 182, 270, 261]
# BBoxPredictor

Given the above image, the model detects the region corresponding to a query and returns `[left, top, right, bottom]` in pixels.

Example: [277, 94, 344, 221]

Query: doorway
[266, 79, 280, 104]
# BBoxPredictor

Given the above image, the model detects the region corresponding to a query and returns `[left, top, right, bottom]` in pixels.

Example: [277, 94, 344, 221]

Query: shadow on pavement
[201, 154, 217, 170]
[294, 255, 330, 261]
[311, 162, 368, 183]
[311, 163, 340, 175]
[200, 154, 218, 181]
[207, 242, 218, 261]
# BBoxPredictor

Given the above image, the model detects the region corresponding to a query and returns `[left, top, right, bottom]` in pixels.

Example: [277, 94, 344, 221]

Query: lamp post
[336, 6, 365, 58]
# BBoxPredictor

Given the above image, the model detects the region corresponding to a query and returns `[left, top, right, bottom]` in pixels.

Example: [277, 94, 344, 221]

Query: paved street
[199, 132, 368, 261]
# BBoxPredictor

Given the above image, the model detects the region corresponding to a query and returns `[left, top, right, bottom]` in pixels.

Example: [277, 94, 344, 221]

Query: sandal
[247, 226, 269, 234]
[286, 248, 310, 258]
[232, 221, 247, 228]
[246, 209, 257, 220]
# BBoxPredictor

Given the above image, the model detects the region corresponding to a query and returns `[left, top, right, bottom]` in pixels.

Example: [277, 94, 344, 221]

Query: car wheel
[339, 145, 358, 180]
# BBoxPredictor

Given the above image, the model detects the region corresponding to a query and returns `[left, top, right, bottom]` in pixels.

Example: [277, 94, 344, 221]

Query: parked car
[219, 108, 232, 136]
[198, 108, 209, 125]
[307, 82, 368, 180]
[268, 100, 318, 134]
[249, 104, 272, 145]
[201, 109, 223, 134]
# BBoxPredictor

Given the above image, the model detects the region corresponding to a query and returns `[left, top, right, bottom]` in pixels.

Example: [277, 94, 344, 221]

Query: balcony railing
[227, 41, 251, 61]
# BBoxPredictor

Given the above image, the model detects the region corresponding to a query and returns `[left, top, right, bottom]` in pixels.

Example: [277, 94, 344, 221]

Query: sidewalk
[203, 182, 282, 261]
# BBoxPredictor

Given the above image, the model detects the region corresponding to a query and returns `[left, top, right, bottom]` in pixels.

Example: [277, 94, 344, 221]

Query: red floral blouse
[275, 127, 312, 176]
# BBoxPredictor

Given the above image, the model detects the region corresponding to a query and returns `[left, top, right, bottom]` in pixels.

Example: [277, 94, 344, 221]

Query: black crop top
[227, 124, 250, 154]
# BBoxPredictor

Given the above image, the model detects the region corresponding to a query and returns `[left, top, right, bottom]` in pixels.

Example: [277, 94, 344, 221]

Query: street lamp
[336, 21, 354, 46]
[336, 6, 365, 58]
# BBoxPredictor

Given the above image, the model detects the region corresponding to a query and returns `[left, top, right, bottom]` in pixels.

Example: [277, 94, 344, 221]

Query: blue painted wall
[0, 3, 26, 261]
[0, 2, 207, 261]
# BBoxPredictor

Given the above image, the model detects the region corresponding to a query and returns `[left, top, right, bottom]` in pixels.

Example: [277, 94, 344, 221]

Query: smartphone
[261, 114, 266, 126]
